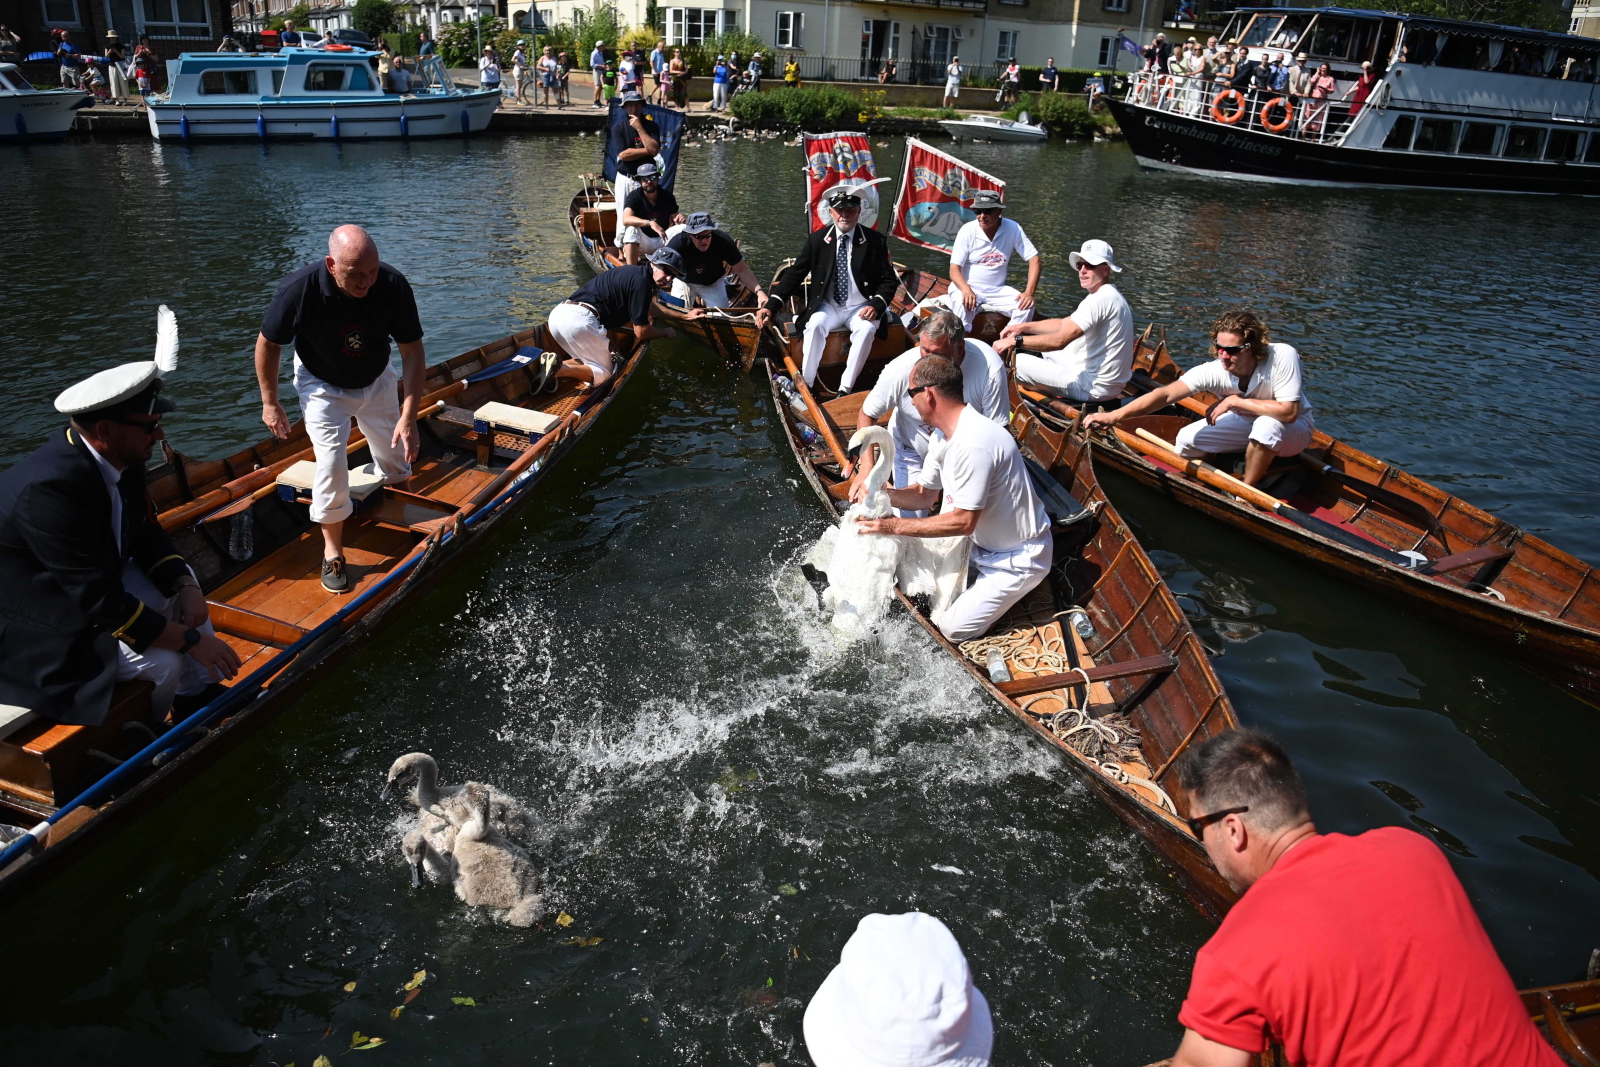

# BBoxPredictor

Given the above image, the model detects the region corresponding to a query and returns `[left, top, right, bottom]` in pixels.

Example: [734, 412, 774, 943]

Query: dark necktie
[833, 229, 850, 305]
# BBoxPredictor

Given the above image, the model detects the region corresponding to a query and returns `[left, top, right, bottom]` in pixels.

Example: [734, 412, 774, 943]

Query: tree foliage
[351, 0, 398, 40]
[438, 16, 505, 67]
[268, 3, 312, 31]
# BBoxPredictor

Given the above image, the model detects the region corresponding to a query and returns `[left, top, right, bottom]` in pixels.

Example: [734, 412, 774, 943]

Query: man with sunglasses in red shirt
[1165, 729, 1560, 1067]
[1084, 308, 1313, 487]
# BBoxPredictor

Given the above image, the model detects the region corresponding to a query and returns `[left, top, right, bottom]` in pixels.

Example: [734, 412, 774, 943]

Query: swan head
[383, 752, 438, 803]
[847, 425, 895, 491]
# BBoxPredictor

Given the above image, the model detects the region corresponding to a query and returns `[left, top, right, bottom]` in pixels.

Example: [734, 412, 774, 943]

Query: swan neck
[415, 757, 440, 806]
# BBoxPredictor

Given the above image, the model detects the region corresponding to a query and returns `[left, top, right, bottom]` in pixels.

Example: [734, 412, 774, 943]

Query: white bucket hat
[1069, 238, 1122, 273]
[803, 913, 992, 1067]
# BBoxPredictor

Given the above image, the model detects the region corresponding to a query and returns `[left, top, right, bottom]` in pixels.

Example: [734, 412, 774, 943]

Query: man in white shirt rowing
[939, 190, 1040, 333]
[858, 357, 1052, 642]
[996, 239, 1135, 408]
[850, 308, 1006, 518]
[1084, 308, 1314, 487]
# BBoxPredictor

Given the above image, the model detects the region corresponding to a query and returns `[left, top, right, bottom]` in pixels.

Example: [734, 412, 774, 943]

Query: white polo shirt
[949, 217, 1038, 293]
[920, 405, 1049, 553]
[861, 340, 1007, 462]
[1060, 283, 1135, 400]
[1178, 342, 1313, 415]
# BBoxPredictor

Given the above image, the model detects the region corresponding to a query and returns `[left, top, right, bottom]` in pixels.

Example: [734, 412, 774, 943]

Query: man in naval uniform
[0, 310, 241, 726]
[766, 181, 899, 395]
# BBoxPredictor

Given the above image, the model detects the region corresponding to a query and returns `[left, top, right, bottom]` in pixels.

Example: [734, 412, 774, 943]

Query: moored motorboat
[0, 62, 92, 141]
[1021, 332, 1600, 706]
[938, 112, 1047, 143]
[769, 352, 1241, 919]
[145, 47, 498, 141]
[0, 323, 648, 901]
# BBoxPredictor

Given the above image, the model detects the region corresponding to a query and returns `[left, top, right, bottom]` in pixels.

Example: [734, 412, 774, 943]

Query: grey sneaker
[321, 556, 350, 593]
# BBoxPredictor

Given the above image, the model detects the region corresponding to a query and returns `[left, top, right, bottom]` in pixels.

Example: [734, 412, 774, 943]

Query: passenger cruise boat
[1108, 6, 1600, 193]
[0, 62, 92, 141]
[145, 47, 500, 141]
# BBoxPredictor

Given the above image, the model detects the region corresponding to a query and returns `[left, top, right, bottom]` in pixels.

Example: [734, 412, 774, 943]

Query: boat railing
[1124, 69, 1358, 146]
[414, 54, 463, 97]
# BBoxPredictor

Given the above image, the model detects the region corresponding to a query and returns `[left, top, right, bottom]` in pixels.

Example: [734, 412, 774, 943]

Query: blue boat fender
[460, 108, 469, 133]
[399, 111, 408, 138]
[330, 113, 339, 139]
[179, 112, 190, 139]
[257, 113, 266, 139]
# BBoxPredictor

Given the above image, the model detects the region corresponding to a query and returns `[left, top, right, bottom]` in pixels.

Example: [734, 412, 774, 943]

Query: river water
[2, 133, 1598, 1066]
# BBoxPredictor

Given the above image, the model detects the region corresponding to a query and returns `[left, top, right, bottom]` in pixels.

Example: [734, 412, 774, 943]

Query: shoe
[321, 556, 350, 593]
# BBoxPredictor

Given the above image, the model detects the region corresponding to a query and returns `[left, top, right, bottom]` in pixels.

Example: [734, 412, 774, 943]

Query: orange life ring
[326, 43, 353, 51]
[1211, 88, 1246, 124]
[1260, 96, 1293, 132]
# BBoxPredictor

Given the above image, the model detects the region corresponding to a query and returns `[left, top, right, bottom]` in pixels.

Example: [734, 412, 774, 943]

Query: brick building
[0, 0, 233, 75]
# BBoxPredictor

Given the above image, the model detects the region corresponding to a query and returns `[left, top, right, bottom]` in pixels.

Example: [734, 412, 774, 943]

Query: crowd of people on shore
[0, 24, 164, 103]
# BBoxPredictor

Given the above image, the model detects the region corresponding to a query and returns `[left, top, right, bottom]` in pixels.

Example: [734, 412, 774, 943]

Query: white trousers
[294, 361, 411, 526]
[684, 279, 731, 308]
[939, 285, 1035, 332]
[116, 562, 219, 715]
[622, 227, 663, 252]
[938, 534, 1053, 643]
[1014, 349, 1100, 401]
[548, 302, 614, 386]
[1174, 409, 1316, 459]
[612, 171, 636, 242]
[802, 301, 877, 391]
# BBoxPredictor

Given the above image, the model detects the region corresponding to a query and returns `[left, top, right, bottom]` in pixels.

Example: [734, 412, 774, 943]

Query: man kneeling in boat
[548, 246, 697, 390]
[619, 162, 683, 265]
[1085, 309, 1314, 487]
[850, 308, 1005, 518]
[858, 357, 1051, 642]
[1167, 728, 1561, 1067]
[665, 212, 770, 320]
[996, 239, 1134, 409]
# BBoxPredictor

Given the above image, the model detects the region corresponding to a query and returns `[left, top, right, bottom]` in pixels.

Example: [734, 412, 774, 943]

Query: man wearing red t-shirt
[1170, 729, 1559, 1067]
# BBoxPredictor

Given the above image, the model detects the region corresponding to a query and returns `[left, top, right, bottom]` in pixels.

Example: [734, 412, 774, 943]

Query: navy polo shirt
[608, 111, 661, 178]
[624, 185, 679, 231]
[569, 265, 656, 329]
[261, 261, 424, 389]
[667, 230, 742, 287]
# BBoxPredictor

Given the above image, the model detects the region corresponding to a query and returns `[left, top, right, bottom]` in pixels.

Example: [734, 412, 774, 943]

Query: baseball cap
[634, 161, 660, 179]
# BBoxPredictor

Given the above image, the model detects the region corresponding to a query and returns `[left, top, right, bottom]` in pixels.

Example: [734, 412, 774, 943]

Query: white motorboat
[938, 112, 1047, 143]
[145, 47, 499, 141]
[1, 62, 92, 141]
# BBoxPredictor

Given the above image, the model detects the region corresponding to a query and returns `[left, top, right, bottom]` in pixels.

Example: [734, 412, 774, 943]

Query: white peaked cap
[54, 305, 179, 416]
[803, 912, 993, 1067]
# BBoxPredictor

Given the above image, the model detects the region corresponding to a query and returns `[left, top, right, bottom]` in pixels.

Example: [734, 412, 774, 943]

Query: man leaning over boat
[857, 357, 1051, 642]
[1086, 309, 1313, 487]
[0, 328, 241, 727]
[547, 246, 697, 392]
[850, 308, 1005, 519]
[665, 212, 770, 318]
[938, 190, 1040, 334]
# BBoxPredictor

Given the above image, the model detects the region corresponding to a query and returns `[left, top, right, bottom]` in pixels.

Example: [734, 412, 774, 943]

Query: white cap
[1069, 238, 1122, 273]
[54, 306, 180, 416]
[803, 913, 992, 1067]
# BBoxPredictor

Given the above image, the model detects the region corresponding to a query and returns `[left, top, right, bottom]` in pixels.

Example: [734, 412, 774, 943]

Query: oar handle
[782, 355, 853, 475]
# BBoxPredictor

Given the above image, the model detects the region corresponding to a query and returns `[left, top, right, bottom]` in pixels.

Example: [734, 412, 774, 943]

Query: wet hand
[262, 401, 291, 439]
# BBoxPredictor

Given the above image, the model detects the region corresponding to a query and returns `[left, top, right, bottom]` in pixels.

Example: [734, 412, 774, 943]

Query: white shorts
[548, 301, 615, 386]
[944, 81, 960, 97]
[1174, 408, 1315, 458]
[115, 561, 220, 713]
[622, 227, 664, 251]
[293, 361, 412, 525]
[1014, 350, 1107, 402]
[938, 534, 1053, 643]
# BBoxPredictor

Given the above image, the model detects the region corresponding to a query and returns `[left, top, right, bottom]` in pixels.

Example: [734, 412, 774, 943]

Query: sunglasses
[1215, 343, 1247, 355]
[1185, 805, 1248, 839]
[907, 384, 931, 399]
[111, 416, 163, 436]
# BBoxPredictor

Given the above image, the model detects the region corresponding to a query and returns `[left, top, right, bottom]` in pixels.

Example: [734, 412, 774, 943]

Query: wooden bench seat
[0, 680, 156, 808]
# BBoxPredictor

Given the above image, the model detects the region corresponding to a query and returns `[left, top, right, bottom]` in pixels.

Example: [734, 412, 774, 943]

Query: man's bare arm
[255, 334, 290, 438]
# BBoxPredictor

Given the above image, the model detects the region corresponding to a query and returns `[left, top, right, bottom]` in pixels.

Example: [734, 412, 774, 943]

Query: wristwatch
[180, 628, 202, 653]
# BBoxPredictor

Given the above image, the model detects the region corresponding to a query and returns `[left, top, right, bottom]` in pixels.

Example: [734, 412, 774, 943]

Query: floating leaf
[389, 1006, 404, 1019]
[555, 912, 574, 927]
[403, 969, 427, 991]
[352, 1037, 386, 1051]
[403, 988, 421, 1005]
[777, 883, 798, 896]
[451, 996, 477, 1006]
[343, 981, 357, 992]
[314, 1058, 333, 1067]
[766, 977, 774, 987]
[561, 936, 604, 947]
[349, 1031, 365, 1049]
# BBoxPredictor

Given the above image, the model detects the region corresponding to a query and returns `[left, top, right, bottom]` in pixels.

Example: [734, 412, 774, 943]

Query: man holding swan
[857, 358, 1052, 642]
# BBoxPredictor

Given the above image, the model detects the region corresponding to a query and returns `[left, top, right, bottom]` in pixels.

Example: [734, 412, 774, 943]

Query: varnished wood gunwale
[766, 357, 1241, 920]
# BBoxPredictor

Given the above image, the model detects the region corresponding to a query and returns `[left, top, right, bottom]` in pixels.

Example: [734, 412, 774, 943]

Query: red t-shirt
[1179, 828, 1559, 1067]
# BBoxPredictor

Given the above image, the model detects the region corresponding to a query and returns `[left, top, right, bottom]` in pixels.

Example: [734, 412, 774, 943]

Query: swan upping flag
[803, 132, 881, 232]
[888, 139, 1006, 253]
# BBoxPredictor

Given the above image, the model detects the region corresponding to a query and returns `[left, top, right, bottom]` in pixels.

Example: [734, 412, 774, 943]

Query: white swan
[382, 753, 534, 849]
[802, 425, 905, 637]
[450, 783, 545, 927]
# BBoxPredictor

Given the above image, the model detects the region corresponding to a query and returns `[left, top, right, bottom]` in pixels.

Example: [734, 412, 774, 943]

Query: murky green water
[1, 133, 1597, 1065]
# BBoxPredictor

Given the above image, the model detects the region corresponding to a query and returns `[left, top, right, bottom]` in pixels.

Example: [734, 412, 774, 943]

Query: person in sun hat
[666, 212, 769, 316]
[619, 161, 683, 265]
[938, 189, 1040, 335]
[590, 39, 607, 107]
[996, 238, 1134, 409]
[547, 246, 698, 394]
[803, 911, 993, 1067]
[0, 308, 242, 727]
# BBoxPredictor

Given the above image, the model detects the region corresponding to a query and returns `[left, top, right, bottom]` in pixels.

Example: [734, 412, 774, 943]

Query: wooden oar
[782, 354, 853, 475]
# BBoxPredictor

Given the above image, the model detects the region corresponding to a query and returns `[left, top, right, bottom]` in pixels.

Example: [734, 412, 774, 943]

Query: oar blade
[1274, 504, 1411, 567]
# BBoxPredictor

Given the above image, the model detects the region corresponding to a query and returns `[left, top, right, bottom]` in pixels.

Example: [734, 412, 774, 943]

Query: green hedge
[1002, 92, 1101, 138]
[728, 85, 865, 130]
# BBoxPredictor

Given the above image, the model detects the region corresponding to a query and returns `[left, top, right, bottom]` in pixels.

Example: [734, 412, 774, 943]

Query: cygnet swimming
[803, 425, 904, 636]
[401, 809, 459, 888]
[449, 782, 545, 927]
[382, 752, 535, 848]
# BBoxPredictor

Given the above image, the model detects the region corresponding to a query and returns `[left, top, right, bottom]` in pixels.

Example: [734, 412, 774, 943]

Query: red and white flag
[802, 132, 883, 232]
[888, 138, 1006, 253]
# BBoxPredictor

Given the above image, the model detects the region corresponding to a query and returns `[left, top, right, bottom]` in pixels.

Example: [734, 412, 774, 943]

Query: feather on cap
[53, 305, 179, 416]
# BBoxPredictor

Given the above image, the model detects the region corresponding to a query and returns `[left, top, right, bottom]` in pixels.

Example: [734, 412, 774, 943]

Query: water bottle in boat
[1065, 608, 1097, 640]
[796, 422, 821, 447]
[986, 649, 1012, 683]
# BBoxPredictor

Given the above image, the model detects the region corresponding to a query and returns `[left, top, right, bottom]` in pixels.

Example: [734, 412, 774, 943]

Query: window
[141, 0, 212, 38]
[667, 7, 735, 46]
[42, 0, 81, 26]
[776, 10, 804, 49]
[1103, 0, 1128, 12]
[1412, 118, 1459, 153]
[996, 30, 1018, 62]
[201, 69, 258, 94]
[1381, 114, 1414, 150]
[922, 26, 953, 67]
[1099, 36, 1116, 66]
[1504, 125, 1546, 158]
[271, 69, 283, 93]
[1242, 15, 1282, 47]
[1459, 122, 1499, 155]
[1546, 128, 1583, 161]
[306, 63, 370, 90]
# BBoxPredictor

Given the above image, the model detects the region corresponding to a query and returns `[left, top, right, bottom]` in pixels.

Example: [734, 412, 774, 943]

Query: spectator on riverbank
[1040, 57, 1059, 92]
[557, 51, 572, 105]
[650, 40, 666, 103]
[803, 913, 992, 1067]
[389, 57, 413, 94]
[670, 48, 689, 109]
[538, 45, 558, 106]
[217, 34, 243, 53]
[785, 54, 801, 90]
[417, 30, 434, 57]
[943, 56, 962, 108]
[512, 41, 530, 104]
[479, 45, 501, 94]
[280, 20, 302, 47]
[590, 40, 605, 107]
[0, 24, 21, 66]
[53, 29, 81, 89]
[710, 55, 731, 111]
[1161, 729, 1561, 1067]
[877, 56, 897, 84]
[104, 31, 131, 105]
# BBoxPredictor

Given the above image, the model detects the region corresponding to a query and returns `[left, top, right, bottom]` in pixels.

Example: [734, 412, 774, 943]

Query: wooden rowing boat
[1524, 975, 1600, 1066]
[0, 323, 649, 903]
[766, 354, 1241, 920]
[1020, 331, 1600, 707]
[567, 175, 771, 371]
[890, 264, 1015, 347]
